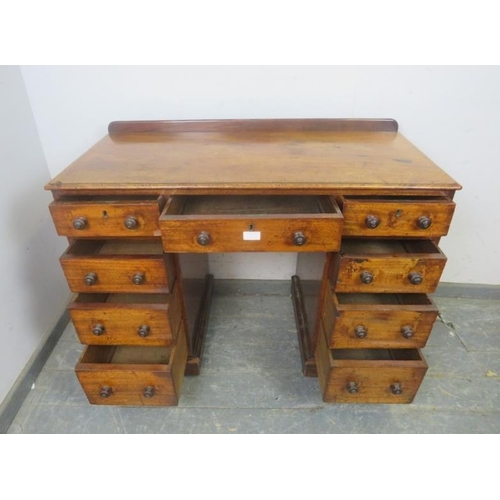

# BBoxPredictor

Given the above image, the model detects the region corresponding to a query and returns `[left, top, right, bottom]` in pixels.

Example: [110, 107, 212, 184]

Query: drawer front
[323, 289, 439, 349]
[316, 323, 428, 404]
[77, 367, 178, 406]
[69, 284, 182, 346]
[61, 255, 174, 293]
[49, 196, 165, 237]
[159, 195, 344, 252]
[76, 323, 187, 406]
[335, 255, 446, 294]
[333, 240, 447, 293]
[340, 196, 455, 237]
[322, 359, 428, 404]
[60, 240, 175, 293]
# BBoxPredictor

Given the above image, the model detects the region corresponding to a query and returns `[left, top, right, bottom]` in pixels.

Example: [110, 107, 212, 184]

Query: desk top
[46, 119, 461, 195]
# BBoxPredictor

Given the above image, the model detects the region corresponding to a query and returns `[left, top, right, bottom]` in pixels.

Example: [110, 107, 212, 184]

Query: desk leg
[175, 255, 214, 376]
[291, 275, 318, 377]
[293, 252, 333, 377]
[184, 274, 214, 375]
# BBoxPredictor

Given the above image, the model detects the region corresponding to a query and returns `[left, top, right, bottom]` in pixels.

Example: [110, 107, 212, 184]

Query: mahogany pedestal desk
[46, 119, 461, 406]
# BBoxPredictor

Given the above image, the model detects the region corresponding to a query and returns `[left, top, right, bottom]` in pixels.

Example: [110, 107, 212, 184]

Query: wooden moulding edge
[108, 118, 399, 137]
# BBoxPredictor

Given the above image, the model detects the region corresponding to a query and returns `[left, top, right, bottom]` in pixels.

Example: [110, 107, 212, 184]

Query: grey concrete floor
[7, 281, 500, 433]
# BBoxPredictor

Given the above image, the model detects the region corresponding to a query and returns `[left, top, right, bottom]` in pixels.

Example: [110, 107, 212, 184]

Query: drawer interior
[65, 239, 164, 256]
[73, 293, 169, 305]
[340, 239, 440, 255]
[332, 348, 423, 361]
[99, 240, 164, 255]
[80, 345, 173, 365]
[335, 293, 434, 306]
[167, 195, 337, 216]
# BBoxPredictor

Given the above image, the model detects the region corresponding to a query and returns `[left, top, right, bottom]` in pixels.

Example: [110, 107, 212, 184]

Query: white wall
[0, 66, 70, 405]
[20, 66, 500, 285]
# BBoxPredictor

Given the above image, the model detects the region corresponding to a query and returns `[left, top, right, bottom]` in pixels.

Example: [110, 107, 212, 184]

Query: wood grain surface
[45, 120, 461, 194]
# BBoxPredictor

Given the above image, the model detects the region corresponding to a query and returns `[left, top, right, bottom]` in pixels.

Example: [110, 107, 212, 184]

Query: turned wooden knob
[132, 272, 145, 285]
[355, 325, 367, 339]
[72, 217, 87, 230]
[417, 216, 432, 229]
[346, 381, 359, 394]
[84, 272, 98, 286]
[143, 386, 155, 398]
[391, 383, 403, 395]
[137, 325, 150, 338]
[92, 324, 105, 336]
[360, 271, 374, 284]
[293, 231, 307, 246]
[401, 325, 414, 339]
[408, 272, 423, 285]
[197, 231, 211, 246]
[365, 215, 380, 229]
[99, 386, 112, 398]
[124, 216, 139, 229]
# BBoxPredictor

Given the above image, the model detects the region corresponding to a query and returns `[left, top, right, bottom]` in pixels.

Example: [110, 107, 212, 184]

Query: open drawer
[338, 195, 455, 237]
[49, 195, 165, 237]
[322, 286, 439, 349]
[316, 321, 428, 404]
[68, 281, 183, 346]
[332, 239, 447, 294]
[75, 322, 187, 406]
[60, 239, 175, 293]
[159, 195, 344, 252]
